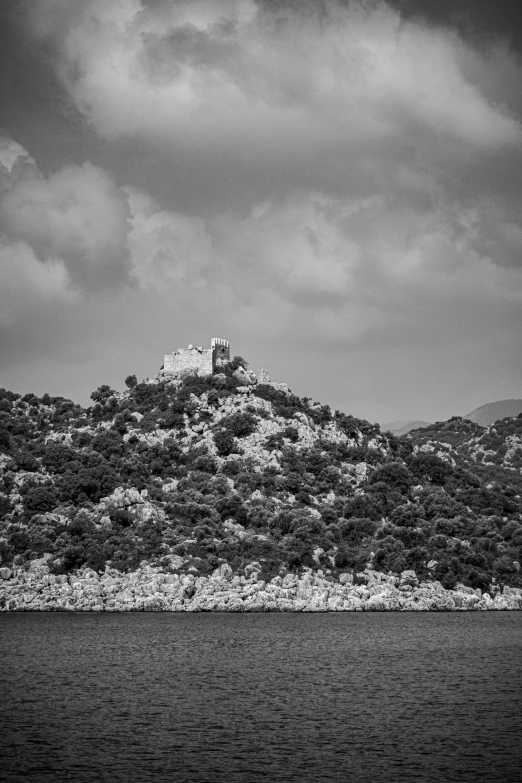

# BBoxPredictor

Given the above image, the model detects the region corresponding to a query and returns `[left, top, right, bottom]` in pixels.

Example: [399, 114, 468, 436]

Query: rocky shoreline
[1, 561, 521, 612]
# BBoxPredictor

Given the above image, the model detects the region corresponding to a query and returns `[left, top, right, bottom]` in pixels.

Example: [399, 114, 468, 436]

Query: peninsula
[1, 338, 521, 611]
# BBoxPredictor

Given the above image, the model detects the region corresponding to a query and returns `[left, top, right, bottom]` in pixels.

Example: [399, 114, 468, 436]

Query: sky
[0, 0, 521, 424]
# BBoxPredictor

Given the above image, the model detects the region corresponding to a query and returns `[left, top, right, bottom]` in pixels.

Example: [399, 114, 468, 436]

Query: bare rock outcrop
[1, 565, 521, 613]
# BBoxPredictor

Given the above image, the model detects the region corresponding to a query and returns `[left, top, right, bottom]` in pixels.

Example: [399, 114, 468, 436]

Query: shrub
[207, 390, 220, 407]
[502, 520, 521, 540]
[216, 495, 248, 523]
[335, 412, 380, 439]
[221, 460, 241, 477]
[408, 453, 452, 485]
[236, 471, 262, 494]
[389, 504, 419, 528]
[193, 455, 218, 474]
[232, 356, 248, 370]
[90, 385, 117, 404]
[265, 433, 284, 452]
[334, 547, 366, 570]
[0, 428, 11, 453]
[221, 412, 257, 438]
[182, 375, 213, 397]
[0, 494, 11, 517]
[321, 507, 339, 525]
[0, 388, 20, 402]
[14, 450, 39, 472]
[246, 505, 272, 529]
[287, 550, 303, 569]
[23, 394, 40, 407]
[112, 414, 128, 435]
[58, 459, 118, 504]
[23, 485, 58, 517]
[42, 444, 77, 474]
[91, 430, 124, 458]
[467, 568, 490, 591]
[214, 429, 235, 456]
[370, 462, 413, 493]
[492, 555, 517, 577]
[340, 517, 377, 543]
[110, 508, 133, 528]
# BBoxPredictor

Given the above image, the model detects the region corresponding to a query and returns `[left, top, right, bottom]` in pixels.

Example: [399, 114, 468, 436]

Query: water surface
[1, 613, 521, 782]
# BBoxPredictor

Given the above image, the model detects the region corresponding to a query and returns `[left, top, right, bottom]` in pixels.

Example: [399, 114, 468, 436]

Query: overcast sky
[1, 0, 521, 424]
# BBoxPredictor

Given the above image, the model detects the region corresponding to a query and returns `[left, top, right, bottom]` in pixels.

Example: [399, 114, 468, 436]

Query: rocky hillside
[1, 356, 521, 610]
[405, 416, 522, 483]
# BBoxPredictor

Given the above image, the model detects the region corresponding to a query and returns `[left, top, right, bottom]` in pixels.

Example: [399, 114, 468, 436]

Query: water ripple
[1, 613, 521, 782]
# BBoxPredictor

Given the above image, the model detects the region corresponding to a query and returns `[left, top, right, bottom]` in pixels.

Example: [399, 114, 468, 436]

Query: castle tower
[211, 337, 230, 370]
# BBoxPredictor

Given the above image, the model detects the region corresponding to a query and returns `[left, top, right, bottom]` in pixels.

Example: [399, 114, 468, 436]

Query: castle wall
[163, 338, 230, 376]
[164, 347, 214, 375]
[255, 369, 271, 383]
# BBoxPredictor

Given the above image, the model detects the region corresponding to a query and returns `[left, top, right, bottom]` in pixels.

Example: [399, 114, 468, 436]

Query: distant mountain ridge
[382, 398, 522, 435]
[381, 420, 432, 436]
[463, 399, 522, 427]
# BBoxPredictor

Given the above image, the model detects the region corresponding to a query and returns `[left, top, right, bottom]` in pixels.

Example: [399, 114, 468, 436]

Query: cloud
[1, 160, 131, 289]
[0, 136, 217, 297]
[0, 136, 218, 382]
[211, 192, 522, 343]
[27, 0, 522, 158]
[0, 138, 35, 174]
[1, 128, 521, 362]
[0, 238, 78, 327]
[23, 0, 522, 254]
[0, 139, 81, 331]
[125, 187, 213, 292]
[2, 3, 522, 417]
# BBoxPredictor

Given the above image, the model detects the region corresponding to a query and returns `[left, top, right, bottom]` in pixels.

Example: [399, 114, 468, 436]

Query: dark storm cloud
[20, 0, 522, 220]
[0, 0, 521, 421]
[388, 0, 522, 50]
[257, 0, 522, 49]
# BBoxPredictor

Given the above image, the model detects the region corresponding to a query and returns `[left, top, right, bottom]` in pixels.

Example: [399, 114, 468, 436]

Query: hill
[382, 420, 432, 436]
[0, 356, 521, 610]
[463, 399, 522, 427]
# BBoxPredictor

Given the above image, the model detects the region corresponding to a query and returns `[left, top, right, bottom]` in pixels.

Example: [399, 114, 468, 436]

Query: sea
[1, 613, 521, 783]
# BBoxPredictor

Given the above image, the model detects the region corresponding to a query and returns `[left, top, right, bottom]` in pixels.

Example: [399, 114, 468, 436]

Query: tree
[90, 385, 116, 404]
[370, 462, 413, 493]
[42, 444, 77, 474]
[0, 428, 11, 454]
[125, 374, 137, 389]
[221, 412, 257, 437]
[23, 485, 58, 516]
[229, 356, 248, 371]
[408, 453, 452, 486]
[214, 429, 235, 456]
[91, 429, 124, 459]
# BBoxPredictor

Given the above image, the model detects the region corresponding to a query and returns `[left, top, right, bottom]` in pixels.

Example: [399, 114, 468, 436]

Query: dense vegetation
[1, 359, 521, 592]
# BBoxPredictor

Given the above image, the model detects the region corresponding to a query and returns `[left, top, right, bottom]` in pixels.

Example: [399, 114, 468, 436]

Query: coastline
[1, 562, 521, 612]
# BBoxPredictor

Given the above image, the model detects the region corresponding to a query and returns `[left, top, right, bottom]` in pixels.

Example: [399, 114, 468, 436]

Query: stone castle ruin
[164, 337, 230, 376]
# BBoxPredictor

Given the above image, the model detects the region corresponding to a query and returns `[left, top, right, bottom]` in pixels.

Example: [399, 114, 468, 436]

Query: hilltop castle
[164, 337, 230, 376]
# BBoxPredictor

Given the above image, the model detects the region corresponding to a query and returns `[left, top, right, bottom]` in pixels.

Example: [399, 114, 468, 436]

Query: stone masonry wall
[255, 369, 271, 383]
[164, 346, 214, 375]
[211, 337, 230, 368]
[164, 338, 230, 376]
